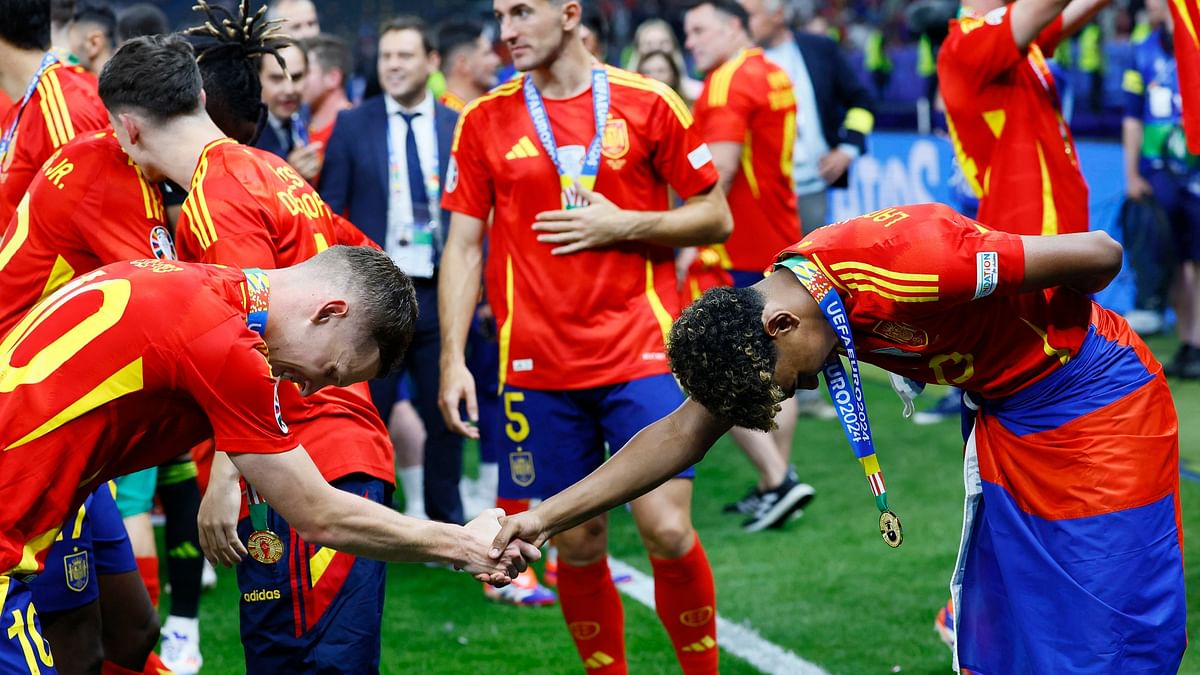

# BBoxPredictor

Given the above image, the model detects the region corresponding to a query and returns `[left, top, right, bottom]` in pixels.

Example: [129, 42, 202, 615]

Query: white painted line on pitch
[608, 557, 830, 675]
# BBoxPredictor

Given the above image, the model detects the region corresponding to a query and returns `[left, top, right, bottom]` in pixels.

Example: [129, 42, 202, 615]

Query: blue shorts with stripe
[497, 373, 691, 500]
[0, 576, 57, 674]
[29, 485, 136, 614]
[237, 475, 390, 674]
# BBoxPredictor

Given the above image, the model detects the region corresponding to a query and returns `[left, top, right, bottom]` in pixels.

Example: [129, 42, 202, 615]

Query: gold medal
[247, 530, 284, 564]
[879, 510, 903, 548]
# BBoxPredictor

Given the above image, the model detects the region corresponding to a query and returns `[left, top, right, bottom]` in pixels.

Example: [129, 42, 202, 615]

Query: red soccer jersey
[439, 90, 468, 113]
[0, 62, 109, 224]
[443, 66, 719, 390]
[693, 48, 800, 271]
[778, 203, 1092, 398]
[938, 9, 1088, 235]
[0, 131, 167, 336]
[173, 138, 393, 486]
[0, 262, 296, 576]
[0, 90, 12, 120]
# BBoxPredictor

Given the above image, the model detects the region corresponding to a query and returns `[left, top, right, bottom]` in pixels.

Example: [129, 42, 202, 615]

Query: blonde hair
[626, 18, 688, 81]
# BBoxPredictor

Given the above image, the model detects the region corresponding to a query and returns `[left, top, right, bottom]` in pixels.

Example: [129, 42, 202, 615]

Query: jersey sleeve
[174, 318, 296, 455]
[941, 10, 1026, 90]
[175, 177, 279, 268]
[647, 84, 719, 200]
[440, 104, 494, 220]
[1035, 16, 1066, 55]
[806, 204, 1026, 315]
[697, 63, 756, 144]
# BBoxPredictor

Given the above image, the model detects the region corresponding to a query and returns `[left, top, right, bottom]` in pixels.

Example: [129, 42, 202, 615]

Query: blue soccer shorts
[497, 373, 692, 501]
[0, 576, 56, 674]
[29, 484, 136, 614]
[236, 475, 390, 674]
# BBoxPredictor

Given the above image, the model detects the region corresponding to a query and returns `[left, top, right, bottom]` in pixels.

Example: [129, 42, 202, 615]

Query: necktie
[279, 116, 294, 155]
[399, 111, 428, 223]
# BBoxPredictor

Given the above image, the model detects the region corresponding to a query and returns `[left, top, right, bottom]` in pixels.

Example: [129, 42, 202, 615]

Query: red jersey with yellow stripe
[779, 203, 1091, 398]
[438, 90, 468, 113]
[0, 131, 166, 337]
[442, 66, 719, 390]
[693, 48, 799, 271]
[0, 262, 296, 577]
[938, 10, 1088, 235]
[0, 62, 108, 224]
[173, 138, 393, 486]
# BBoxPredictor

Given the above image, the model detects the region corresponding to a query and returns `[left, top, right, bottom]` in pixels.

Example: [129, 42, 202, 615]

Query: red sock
[143, 651, 171, 674]
[650, 534, 718, 674]
[101, 651, 173, 675]
[135, 556, 160, 608]
[558, 558, 627, 674]
[496, 496, 530, 515]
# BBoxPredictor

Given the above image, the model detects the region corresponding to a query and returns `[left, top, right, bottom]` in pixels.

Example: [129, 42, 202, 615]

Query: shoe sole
[742, 485, 815, 533]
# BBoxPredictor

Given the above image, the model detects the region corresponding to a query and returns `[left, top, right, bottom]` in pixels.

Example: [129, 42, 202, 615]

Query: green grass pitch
[171, 337, 1200, 674]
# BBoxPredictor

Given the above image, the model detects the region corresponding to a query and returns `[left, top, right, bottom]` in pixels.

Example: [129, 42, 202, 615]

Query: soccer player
[937, 0, 1110, 235]
[435, 20, 501, 112]
[301, 34, 352, 155]
[492, 202, 1185, 673]
[65, 1, 116, 74]
[1123, 0, 1200, 379]
[0, 0, 108, 223]
[438, 0, 730, 671]
[0, 245, 534, 673]
[97, 31, 414, 674]
[684, 0, 812, 531]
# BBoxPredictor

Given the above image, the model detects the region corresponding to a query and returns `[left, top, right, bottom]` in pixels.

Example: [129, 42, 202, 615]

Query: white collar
[384, 89, 435, 118]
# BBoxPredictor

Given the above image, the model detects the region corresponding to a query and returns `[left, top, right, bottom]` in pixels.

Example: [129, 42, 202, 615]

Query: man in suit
[320, 15, 464, 525]
[740, 0, 875, 233]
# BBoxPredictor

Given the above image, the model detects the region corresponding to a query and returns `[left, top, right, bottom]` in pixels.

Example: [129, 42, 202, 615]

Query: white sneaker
[160, 615, 203, 674]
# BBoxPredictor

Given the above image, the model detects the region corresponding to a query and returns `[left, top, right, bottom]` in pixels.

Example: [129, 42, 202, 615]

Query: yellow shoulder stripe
[454, 78, 523, 153]
[706, 50, 750, 108]
[36, 69, 76, 149]
[607, 70, 694, 128]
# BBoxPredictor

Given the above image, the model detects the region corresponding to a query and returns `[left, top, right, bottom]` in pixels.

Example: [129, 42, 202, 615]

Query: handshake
[459, 508, 551, 587]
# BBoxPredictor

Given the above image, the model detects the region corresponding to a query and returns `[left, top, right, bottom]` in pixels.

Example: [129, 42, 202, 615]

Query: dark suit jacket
[254, 118, 292, 159]
[318, 95, 458, 257]
[794, 32, 876, 188]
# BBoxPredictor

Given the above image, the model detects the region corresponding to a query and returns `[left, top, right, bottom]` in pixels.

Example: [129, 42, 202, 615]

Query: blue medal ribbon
[523, 66, 610, 209]
[240, 268, 276, 536]
[0, 52, 59, 164]
[777, 255, 902, 545]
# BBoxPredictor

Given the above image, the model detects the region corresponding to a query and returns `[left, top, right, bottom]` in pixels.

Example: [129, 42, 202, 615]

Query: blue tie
[399, 111, 428, 223]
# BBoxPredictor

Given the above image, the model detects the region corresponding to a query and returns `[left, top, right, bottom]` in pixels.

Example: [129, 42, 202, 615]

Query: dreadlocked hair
[667, 286, 784, 432]
[184, 0, 294, 133]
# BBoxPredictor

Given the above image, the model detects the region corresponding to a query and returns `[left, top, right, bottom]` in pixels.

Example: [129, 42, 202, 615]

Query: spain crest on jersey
[601, 118, 629, 159]
[509, 450, 535, 487]
[64, 550, 89, 592]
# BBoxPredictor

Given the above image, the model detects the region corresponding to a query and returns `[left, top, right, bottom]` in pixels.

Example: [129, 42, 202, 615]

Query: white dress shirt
[384, 91, 438, 278]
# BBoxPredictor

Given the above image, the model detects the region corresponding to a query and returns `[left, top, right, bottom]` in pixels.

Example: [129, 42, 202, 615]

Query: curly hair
[667, 286, 784, 431]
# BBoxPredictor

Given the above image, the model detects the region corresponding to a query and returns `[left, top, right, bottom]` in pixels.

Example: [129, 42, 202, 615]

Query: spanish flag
[1170, 0, 1200, 153]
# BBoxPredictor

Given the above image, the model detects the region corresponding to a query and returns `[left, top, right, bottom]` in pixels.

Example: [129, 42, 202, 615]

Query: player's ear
[118, 113, 139, 145]
[561, 0, 582, 31]
[199, 88, 208, 109]
[764, 309, 800, 338]
[312, 299, 349, 324]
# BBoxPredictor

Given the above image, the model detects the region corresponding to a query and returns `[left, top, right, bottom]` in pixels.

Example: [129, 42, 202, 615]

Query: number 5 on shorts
[504, 392, 529, 443]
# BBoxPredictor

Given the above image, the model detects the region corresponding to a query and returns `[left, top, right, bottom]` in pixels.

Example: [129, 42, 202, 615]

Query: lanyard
[240, 268, 276, 536]
[523, 66, 610, 209]
[0, 52, 58, 164]
[777, 255, 903, 547]
[385, 108, 441, 227]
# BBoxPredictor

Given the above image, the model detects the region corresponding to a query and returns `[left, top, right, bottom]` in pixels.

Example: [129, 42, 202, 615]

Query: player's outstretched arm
[198, 451, 248, 566]
[489, 398, 731, 555]
[230, 445, 538, 583]
[438, 211, 487, 438]
[1058, 0, 1112, 40]
[1020, 230, 1123, 295]
[531, 182, 731, 254]
[1009, 0, 1074, 51]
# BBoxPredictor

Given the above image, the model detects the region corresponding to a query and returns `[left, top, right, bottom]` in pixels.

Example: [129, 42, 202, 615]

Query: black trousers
[369, 279, 464, 524]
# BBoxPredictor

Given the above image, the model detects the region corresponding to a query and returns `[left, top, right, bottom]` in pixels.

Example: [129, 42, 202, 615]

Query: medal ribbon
[241, 267, 272, 532]
[523, 66, 610, 209]
[0, 52, 59, 164]
[776, 256, 893, 514]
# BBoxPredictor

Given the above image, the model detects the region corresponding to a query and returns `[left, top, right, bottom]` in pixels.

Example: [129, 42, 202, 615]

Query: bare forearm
[1020, 231, 1122, 294]
[1011, 0, 1073, 50]
[210, 451, 240, 486]
[536, 399, 730, 537]
[625, 187, 731, 247]
[1123, 118, 1144, 181]
[303, 489, 473, 565]
[1060, 0, 1111, 38]
[438, 232, 484, 368]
